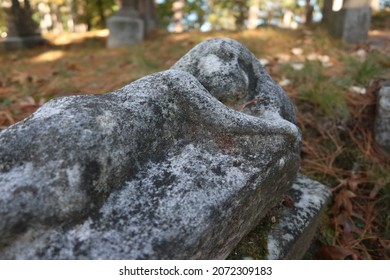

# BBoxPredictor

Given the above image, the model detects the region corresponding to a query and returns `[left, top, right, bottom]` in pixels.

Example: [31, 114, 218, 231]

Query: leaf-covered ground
[1, 26, 389, 259]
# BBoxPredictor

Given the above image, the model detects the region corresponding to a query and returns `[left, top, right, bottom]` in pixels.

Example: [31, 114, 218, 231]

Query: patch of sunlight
[44, 29, 109, 46]
[332, 0, 343, 11]
[30, 50, 65, 63]
[169, 32, 195, 41]
[94, 29, 109, 37]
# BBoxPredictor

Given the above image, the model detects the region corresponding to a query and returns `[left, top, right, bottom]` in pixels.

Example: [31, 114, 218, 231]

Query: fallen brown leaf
[316, 245, 358, 260]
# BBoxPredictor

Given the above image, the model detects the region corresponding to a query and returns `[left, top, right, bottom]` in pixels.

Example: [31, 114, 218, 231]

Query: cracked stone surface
[0, 38, 301, 259]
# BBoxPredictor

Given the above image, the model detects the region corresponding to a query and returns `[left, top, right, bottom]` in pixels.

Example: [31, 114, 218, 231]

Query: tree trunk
[248, 0, 259, 30]
[9, 0, 39, 36]
[234, 0, 247, 30]
[172, 0, 185, 33]
[321, 0, 333, 23]
[138, 0, 158, 31]
[24, 0, 31, 11]
[305, 0, 314, 25]
[96, 0, 106, 28]
[121, 0, 136, 9]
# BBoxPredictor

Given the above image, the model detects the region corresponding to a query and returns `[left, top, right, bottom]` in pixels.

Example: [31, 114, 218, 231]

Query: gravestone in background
[107, 0, 144, 48]
[326, 0, 371, 44]
[3, 0, 46, 50]
[107, 0, 158, 48]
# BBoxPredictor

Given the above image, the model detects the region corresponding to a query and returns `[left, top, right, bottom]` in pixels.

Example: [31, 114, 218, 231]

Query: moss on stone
[227, 204, 283, 260]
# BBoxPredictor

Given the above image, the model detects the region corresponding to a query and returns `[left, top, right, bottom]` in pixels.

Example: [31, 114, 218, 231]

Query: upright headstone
[3, 0, 46, 50]
[375, 83, 390, 156]
[107, 0, 144, 48]
[327, 0, 371, 44]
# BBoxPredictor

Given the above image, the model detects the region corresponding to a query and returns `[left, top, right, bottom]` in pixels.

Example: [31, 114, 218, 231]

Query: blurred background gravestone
[107, 0, 157, 48]
[3, 0, 46, 50]
[325, 0, 372, 43]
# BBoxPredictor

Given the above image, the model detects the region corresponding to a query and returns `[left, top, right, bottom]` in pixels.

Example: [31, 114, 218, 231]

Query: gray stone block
[266, 174, 331, 259]
[107, 8, 144, 48]
[375, 84, 390, 156]
[327, 3, 371, 44]
[229, 174, 332, 260]
[342, 7, 371, 44]
[0, 38, 301, 259]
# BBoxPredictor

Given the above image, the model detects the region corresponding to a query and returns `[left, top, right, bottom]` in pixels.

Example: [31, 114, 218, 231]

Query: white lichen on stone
[199, 54, 225, 75]
[66, 164, 81, 189]
[96, 111, 117, 134]
[32, 97, 73, 120]
[266, 174, 331, 259]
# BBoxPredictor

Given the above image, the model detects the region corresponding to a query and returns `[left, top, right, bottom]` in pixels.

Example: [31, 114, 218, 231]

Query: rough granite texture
[227, 173, 331, 260]
[266, 174, 332, 259]
[375, 84, 390, 156]
[0, 38, 301, 259]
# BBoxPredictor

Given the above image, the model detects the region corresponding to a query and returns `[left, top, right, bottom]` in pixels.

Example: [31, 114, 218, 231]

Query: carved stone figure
[0, 38, 301, 259]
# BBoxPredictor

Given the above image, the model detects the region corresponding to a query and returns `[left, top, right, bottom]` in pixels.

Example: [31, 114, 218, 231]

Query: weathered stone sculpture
[0, 38, 301, 259]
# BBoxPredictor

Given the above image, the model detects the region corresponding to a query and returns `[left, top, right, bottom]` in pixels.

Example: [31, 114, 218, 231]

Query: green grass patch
[282, 61, 350, 123]
[343, 53, 385, 86]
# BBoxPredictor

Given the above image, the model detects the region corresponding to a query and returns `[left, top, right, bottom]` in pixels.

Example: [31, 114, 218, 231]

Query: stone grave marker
[3, 0, 46, 50]
[326, 0, 371, 44]
[0, 38, 330, 259]
[107, 0, 144, 48]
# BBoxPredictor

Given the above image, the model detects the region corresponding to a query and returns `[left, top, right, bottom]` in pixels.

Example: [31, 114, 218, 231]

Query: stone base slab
[229, 174, 332, 260]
